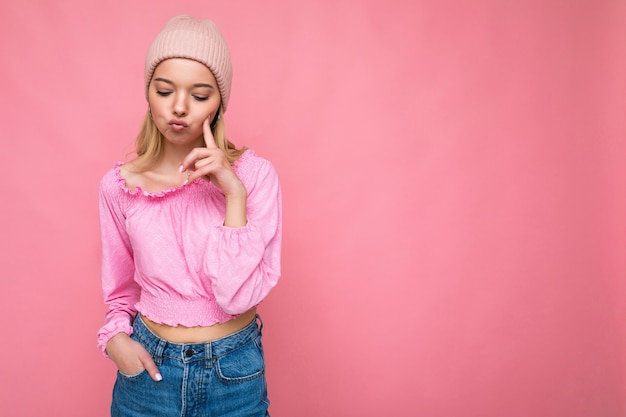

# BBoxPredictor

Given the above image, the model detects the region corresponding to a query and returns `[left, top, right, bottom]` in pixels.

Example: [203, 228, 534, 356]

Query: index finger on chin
[203, 117, 218, 149]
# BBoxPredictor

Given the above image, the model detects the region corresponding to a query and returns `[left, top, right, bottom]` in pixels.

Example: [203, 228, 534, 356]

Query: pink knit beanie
[144, 15, 233, 111]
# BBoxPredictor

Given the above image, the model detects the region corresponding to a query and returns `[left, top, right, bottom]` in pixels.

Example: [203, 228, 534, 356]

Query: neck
[157, 139, 203, 172]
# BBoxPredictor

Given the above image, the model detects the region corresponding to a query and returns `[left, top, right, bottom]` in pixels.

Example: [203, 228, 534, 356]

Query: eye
[193, 95, 209, 101]
[156, 90, 172, 96]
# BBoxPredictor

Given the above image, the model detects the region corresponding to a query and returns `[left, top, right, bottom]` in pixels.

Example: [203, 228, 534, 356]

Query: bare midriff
[140, 308, 257, 344]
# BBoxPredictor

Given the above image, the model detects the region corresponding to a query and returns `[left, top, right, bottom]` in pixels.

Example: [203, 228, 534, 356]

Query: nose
[172, 93, 188, 116]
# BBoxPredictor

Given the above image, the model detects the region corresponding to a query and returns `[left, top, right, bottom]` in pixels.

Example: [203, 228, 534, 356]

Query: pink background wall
[0, 1, 624, 416]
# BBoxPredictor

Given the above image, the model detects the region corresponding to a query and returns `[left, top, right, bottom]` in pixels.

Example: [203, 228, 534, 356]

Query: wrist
[106, 332, 130, 352]
[223, 193, 247, 228]
[224, 182, 247, 200]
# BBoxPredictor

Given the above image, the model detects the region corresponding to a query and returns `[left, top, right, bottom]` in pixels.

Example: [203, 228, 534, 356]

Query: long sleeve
[204, 158, 282, 315]
[96, 170, 140, 356]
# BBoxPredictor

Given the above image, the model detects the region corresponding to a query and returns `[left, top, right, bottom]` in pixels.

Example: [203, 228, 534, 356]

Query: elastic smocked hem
[136, 293, 236, 328]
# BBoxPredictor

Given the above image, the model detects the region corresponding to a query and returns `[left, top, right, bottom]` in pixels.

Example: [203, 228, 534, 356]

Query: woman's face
[148, 58, 221, 147]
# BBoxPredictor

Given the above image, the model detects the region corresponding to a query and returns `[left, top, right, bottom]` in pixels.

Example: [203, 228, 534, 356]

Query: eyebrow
[153, 77, 215, 89]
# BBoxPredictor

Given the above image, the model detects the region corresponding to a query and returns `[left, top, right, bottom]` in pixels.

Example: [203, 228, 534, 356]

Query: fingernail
[178, 165, 183, 173]
[155, 373, 163, 382]
[183, 179, 189, 186]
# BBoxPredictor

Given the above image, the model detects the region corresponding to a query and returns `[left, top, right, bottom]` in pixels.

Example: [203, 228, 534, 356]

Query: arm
[96, 170, 162, 381]
[96, 170, 139, 355]
[204, 158, 282, 314]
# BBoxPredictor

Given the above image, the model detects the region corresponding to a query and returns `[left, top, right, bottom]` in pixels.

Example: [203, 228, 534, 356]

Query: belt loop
[255, 314, 263, 335]
[154, 339, 166, 366]
[205, 342, 212, 368]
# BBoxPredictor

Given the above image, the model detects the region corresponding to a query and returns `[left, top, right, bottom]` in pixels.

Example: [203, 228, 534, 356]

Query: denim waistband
[132, 314, 263, 366]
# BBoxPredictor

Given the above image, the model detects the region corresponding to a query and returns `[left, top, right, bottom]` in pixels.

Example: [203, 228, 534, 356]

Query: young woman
[97, 15, 282, 416]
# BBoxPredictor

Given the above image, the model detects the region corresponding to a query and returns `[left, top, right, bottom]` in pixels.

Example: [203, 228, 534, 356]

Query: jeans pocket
[118, 367, 148, 379]
[215, 338, 265, 384]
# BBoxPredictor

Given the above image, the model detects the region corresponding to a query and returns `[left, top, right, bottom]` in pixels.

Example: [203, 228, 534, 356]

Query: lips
[169, 119, 188, 132]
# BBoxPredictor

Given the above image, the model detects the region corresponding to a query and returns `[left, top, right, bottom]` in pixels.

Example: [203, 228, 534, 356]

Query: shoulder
[234, 149, 279, 183]
[117, 160, 144, 193]
[234, 150, 281, 205]
[99, 162, 131, 198]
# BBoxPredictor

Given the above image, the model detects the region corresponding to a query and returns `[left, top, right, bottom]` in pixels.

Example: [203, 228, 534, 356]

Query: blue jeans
[111, 314, 270, 417]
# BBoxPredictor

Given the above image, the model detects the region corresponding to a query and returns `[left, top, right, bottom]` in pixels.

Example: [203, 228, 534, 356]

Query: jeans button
[185, 348, 194, 358]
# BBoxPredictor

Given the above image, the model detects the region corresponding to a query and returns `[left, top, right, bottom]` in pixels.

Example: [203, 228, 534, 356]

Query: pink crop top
[96, 149, 282, 356]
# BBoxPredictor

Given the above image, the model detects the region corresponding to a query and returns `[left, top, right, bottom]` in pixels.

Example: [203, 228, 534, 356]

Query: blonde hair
[131, 106, 246, 171]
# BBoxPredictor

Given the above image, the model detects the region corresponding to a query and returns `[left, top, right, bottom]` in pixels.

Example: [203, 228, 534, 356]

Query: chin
[166, 133, 202, 146]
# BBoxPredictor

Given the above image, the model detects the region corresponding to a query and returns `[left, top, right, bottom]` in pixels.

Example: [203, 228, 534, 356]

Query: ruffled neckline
[114, 149, 255, 198]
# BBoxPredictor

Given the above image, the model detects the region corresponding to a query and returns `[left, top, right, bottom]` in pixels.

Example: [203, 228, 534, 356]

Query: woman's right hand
[106, 333, 162, 382]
